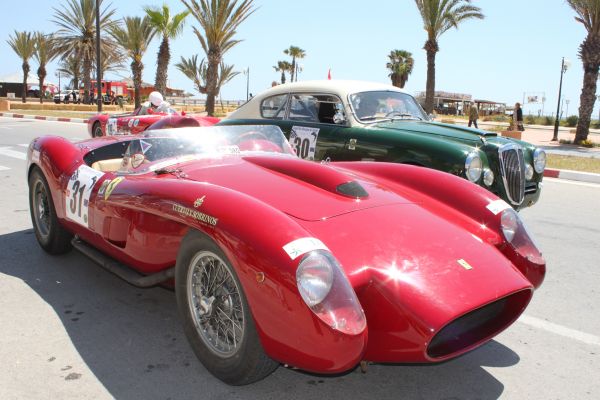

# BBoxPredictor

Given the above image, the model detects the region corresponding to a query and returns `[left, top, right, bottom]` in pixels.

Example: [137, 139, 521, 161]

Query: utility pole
[95, 0, 102, 113]
[552, 57, 570, 141]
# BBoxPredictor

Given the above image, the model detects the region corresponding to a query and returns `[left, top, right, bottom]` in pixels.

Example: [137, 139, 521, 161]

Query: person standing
[468, 104, 479, 128]
[514, 102, 524, 131]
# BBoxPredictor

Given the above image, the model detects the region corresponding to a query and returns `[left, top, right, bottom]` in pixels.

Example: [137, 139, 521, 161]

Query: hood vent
[336, 181, 368, 199]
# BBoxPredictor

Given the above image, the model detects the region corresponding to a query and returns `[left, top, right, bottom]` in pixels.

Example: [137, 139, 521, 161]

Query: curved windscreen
[117, 125, 295, 174]
[349, 91, 427, 123]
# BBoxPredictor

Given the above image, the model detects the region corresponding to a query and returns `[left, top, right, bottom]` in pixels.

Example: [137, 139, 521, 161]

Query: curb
[0, 112, 88, 124]
[544, 168, 600, 184]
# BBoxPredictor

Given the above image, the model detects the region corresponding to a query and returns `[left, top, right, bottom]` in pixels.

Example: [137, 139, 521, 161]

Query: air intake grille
[499, 144, 525, 205]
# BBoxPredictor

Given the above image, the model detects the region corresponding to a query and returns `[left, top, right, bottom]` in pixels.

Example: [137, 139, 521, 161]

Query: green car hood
[373, 120, 498, 145]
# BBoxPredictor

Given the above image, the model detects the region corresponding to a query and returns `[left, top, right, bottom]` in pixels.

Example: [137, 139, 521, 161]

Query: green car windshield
[349, 91, 427, 123]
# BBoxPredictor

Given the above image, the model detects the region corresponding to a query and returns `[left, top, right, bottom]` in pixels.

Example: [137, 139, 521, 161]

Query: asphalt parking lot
[0, 116, 598, 400]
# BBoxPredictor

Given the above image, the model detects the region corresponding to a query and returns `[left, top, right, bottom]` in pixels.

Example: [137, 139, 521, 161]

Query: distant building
[415, 90, 505, 116]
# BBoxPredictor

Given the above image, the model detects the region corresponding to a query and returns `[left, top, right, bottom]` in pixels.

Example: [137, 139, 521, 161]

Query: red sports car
[27, 125, 545, 385]
[87, 106, 219, 137]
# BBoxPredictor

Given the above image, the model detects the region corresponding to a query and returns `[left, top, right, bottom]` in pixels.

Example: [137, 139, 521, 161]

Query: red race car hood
[178, 154, 412, 221]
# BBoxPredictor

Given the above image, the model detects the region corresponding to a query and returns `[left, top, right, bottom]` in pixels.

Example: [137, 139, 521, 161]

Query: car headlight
[533, 148, 546, 173]
[500, 208, 519, 242]
[296, 251, 333, 306]
[525, 164, 534, 180]
[465, 152, 483, 182]
[483, 168, 494, 186]
[296, 250, 366, 335]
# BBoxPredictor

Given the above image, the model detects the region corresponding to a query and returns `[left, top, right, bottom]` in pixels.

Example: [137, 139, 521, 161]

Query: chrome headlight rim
[296, 251, 334, 307]
[465, 151, 483, 182]
[500, 208, 519, 242]
[483, 168, 494, 187]
[533, 148, 546, 174]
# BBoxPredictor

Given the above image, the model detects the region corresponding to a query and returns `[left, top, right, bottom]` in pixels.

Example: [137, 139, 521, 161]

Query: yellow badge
[104, 177, 124, 201]
[457, 259, 473, 270]
[194, 196, 206, 208]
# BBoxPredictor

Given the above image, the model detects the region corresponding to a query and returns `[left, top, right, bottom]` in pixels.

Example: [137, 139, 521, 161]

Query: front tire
[28, 167, 72, 254]
[92, 122, 103, 138]
[175, 230, 278, 385]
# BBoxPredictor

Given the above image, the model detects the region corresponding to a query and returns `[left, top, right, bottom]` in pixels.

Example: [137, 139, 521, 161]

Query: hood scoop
[243, 155, 369, 199]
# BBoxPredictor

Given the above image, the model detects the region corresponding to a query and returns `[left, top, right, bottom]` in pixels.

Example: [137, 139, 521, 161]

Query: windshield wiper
[390, 113, 423, 121]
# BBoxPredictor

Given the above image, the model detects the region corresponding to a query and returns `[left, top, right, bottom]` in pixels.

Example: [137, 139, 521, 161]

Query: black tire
[175, 230, 278, 385]
[28, 167, 72, 254]
[92, 122, 103, 138]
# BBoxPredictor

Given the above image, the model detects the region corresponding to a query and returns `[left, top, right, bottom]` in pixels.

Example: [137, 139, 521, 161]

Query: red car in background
[87, 106, 219, 137]
[26, 125, 545, 385]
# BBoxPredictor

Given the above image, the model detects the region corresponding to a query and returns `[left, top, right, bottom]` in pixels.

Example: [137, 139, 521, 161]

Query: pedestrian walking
[514, 102, 524, 131]
[468, 104, 479, 128]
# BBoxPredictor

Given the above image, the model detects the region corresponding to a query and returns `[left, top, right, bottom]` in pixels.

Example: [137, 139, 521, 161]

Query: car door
[273, 93, 349, 161]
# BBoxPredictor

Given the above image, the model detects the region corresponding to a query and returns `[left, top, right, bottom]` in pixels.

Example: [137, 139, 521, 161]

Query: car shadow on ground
[1, 229, 520, 400]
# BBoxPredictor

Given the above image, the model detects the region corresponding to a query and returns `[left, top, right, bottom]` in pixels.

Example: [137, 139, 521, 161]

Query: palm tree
[144, 4, 190, 94]
[386, 50, 414, 88]
[284, 46, 306, 82]
[414, 0, 484, 113]
[181, 0, 256, 116]
[6, 31, 36, 103]
[53, 0, 117, 103]
[58, 55, 83, 89]
[175, 54, 207, 94]
[109, 17, 156, 108]
[273, 60, 292, 84]
[33, 32, 59, 104]
[567, 0, 600, 144]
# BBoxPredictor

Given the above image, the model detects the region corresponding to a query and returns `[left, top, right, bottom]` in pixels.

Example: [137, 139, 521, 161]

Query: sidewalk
[0, 111, 88, 124]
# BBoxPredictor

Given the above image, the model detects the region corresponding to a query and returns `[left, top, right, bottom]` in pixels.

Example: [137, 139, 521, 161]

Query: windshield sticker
[218, 145, 241, 155]
[173, 203, 218, 226]
[65, 165, 104, 227]
[140, 140, 152, 154]
[283, 237, 329, 260]
[289, 126, 319, 160]
[486, 199, 510, 215]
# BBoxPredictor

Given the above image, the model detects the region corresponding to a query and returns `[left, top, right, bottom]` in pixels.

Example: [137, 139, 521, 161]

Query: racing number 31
[69, 177, 96, 217]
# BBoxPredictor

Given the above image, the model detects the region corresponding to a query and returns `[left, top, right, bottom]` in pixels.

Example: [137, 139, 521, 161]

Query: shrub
[566, 115, 579, 127]
[525, 115, 536, 124]
[544, 116, 554, 126]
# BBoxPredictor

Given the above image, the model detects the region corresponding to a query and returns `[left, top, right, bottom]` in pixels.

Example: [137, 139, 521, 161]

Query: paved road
[0, 117, 599, 399]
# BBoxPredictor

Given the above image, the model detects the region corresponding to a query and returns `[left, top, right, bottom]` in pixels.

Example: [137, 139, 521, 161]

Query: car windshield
[117, 125, 295, 174]
[349, 91, 427, 123]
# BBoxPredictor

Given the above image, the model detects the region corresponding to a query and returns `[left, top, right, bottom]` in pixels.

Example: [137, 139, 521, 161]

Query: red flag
[327, 68, 331, 80]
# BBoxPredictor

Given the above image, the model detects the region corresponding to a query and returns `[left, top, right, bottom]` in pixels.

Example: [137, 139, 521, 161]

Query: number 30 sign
[289, 126, 319, 160]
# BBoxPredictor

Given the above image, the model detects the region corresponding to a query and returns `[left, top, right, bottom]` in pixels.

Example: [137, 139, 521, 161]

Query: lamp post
[95, 0, 102, 112]
[552, 57, 571, 141]
[565, 99, 570, 118]
[244, 67, 250, 101]
[55, 71, 61, 102]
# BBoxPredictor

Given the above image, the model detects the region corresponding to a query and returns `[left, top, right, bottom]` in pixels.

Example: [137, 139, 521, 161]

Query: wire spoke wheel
[32, 180, 51, 239]
[187, 251, 245, 357]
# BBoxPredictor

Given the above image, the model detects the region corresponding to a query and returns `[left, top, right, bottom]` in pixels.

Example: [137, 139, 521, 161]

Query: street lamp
[565, 99, 570, 118]
[552, 57, 571, 141]
[55, 71, 61, 102]
[243, 67, 250, 101]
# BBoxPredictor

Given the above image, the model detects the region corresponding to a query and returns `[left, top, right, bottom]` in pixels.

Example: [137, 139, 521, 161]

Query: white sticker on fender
[486, 199, 511, 215]
[283, 237, 329, 260]
[289, 126, 319, 160]
[65, 165, 104, 227]
[106, 118, 117, 135]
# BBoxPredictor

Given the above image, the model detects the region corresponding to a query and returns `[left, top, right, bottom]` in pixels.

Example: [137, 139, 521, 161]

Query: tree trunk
[205, 51, 220, 116]
[154, 36, 170, 95]
[425, 49, 436, 114]
[574, 65, 599, 144]
[281, 71, 285, 84]
[38, 65, 46, 104]
[291, 57, 296, 83]
[21, 62, 29, 103]
[132, 60, 143, 109]
[82, 54, 92, 104]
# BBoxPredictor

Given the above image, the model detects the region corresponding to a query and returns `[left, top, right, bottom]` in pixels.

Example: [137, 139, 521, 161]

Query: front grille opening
[427, 289, 532, 359]
[499, 145, 525, 205]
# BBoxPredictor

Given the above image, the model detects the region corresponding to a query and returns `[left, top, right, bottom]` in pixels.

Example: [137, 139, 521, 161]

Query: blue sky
[1, 0, 598, 118]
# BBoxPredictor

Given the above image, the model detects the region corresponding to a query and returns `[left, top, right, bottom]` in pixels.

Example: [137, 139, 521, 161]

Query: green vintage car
[219, 80, 546, 209]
